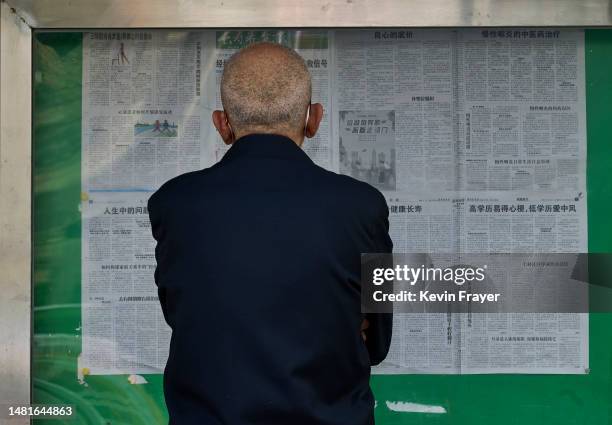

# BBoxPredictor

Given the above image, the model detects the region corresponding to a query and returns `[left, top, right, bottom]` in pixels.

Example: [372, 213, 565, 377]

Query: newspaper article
[79, 29, 588, 375]
[82, 31, 208, 192]
[456, 29, 586, 192]
[373, 191, 588, 374]
[209, 30, 335, 170]
[80, 194, 170, 374]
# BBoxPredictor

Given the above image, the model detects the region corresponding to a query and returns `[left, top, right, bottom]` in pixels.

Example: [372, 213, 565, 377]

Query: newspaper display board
[80, 29, 588, 375]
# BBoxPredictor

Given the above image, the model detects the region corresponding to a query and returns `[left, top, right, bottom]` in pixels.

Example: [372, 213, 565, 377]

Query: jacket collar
[220, 133, 313, 164]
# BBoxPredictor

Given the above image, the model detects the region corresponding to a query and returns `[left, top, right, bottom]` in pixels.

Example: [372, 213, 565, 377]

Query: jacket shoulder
[316, 168, 389, 215]
[147, 166, 213, 208]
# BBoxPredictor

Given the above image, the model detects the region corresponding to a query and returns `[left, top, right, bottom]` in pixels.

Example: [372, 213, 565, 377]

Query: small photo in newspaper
[339, 110, 396, 190]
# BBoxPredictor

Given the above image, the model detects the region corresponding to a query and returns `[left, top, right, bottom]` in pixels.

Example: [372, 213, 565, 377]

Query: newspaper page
[373, 191, 588, 374]
[459, 191, 588, 374]
[333, 30, 456, 191]
[80, 194, 170, 374]
[208, 30, 335, 170]
[333, 29, 586, 193]
[80, 30, 209, 374]
[82, 31, 208, 192]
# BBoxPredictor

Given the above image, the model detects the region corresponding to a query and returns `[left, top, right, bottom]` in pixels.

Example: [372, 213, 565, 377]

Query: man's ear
[212, 110, 234, 145]
[305, 103, 324, 139]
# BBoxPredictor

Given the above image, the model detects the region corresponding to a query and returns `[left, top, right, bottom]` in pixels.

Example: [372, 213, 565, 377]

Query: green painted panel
[32, 32, 167, 425]
[32, 30, 612, 424]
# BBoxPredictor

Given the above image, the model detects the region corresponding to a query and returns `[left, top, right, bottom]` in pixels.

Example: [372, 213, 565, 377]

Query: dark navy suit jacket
[148, 134, 393, 425]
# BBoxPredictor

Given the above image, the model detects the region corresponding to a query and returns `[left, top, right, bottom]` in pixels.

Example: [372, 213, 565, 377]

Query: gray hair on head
[220, 42, 312, 134]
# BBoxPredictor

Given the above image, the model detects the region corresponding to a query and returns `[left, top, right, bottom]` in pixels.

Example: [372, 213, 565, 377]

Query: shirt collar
[220, 133, 313, 164]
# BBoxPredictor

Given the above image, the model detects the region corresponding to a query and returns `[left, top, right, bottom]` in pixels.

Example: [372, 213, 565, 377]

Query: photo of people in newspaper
[339, 110, 396, 191]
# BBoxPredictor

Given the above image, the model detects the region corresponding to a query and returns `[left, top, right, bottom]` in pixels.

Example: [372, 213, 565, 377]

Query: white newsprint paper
[80, 29, 587, 375]
[332, 29, 586, 193]
[373, 191, 588, 374]
[81, 30, 212, 193]
[81, 193, 170, 374]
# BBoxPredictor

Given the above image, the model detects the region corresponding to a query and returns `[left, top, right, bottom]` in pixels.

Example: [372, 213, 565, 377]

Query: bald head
[220, 42, 312, 135]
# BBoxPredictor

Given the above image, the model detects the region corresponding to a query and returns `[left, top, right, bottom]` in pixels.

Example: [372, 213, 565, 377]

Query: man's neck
[233, 130, 304, 147]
